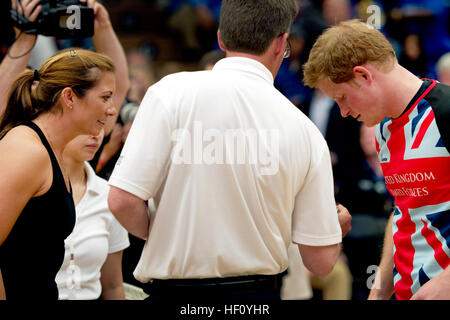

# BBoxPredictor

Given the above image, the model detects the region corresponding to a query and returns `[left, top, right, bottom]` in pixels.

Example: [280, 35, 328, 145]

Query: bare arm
[108, 186, 149, 240]
[298, 243, 341, 278]
[297, 204, 351, 278]
[368, 213, 395, 300]
[411, 262, 450, 299]
[0, 130, 50, 245]
[95, 123, 123, 172]
[82, 0, 130, 135]
[100, 251, 126, 300]
[0, 0, 42, 117]
[0, 269, 5, 300]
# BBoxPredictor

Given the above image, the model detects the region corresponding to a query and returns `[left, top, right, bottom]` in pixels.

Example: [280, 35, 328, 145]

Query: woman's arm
[0, 0, 41, 117]
[99, 251, 126, 300]
[0, 129, 50, 245]
[0, 268, 6, 300]
[82, 0, 130, 135]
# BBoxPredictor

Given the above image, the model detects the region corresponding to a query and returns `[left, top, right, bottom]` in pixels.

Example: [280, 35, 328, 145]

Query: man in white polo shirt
[108, 0, 351, 301]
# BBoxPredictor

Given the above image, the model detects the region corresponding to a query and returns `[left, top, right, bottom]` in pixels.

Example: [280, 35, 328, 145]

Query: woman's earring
[69, 105, 73, 110]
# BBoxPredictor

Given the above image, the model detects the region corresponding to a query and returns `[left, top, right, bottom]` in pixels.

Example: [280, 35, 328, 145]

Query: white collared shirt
[109, 57, 341, 282]
[56, 163, 129, 300]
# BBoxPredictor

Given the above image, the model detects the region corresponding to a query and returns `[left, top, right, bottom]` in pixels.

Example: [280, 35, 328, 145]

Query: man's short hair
[303, 19, 397, 88]
[219, 0, 298, 56]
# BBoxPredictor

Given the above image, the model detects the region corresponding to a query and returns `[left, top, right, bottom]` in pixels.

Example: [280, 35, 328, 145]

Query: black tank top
[0, 122, 75, 300]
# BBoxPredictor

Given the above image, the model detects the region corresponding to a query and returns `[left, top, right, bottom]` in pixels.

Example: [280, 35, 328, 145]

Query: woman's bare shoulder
[0, 125, 52, 189]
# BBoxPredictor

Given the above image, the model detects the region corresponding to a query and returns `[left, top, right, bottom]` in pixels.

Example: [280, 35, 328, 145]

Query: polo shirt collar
[84, 162, 101, 196]
[213, 57, 274, 84]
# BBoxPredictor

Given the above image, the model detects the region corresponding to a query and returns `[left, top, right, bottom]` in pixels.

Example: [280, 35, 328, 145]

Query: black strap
[21, 121, 72, 194]
[22, 122, 56, 160]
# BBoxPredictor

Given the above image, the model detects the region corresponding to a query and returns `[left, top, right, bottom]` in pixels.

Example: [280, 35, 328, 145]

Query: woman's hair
[0, 48, 115, 138]
[303, 19, 396, 88]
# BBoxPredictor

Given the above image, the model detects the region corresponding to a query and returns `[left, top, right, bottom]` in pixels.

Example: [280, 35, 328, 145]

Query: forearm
[100, 251, 126, 300]
[0, 268, 6, 300]
[96, 137, 122, 172]
[94, 25, 128, 134]
[101, 284, 125, 300]
[368, 213, 395, 300]
[0, 33, 36, 116]
[93, 24, 129, 106]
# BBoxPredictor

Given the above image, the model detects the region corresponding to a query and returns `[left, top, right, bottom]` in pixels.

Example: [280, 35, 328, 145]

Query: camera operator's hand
[79, 0, 130, 137]
[11, 0, 42, 36]
[95, 123, 124, 173]
[80, 0, 111, 30]
[1, 1, 42, 116]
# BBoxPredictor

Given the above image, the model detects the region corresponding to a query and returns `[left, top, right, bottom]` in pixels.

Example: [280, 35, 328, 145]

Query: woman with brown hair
[0, 48, 117, 299]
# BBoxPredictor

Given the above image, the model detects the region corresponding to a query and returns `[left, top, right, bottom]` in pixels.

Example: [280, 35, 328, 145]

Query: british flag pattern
[375, 80, 450, 300]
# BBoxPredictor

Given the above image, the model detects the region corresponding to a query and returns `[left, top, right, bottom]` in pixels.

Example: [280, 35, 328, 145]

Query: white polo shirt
[56, 163, 129, 300]
[109, 57, 341, 282]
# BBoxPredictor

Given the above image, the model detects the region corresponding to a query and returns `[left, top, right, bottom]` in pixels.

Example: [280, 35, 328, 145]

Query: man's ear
[274, 33, 288, 59]
[217, 30, 226, 52]
[353, 65, 373, 85]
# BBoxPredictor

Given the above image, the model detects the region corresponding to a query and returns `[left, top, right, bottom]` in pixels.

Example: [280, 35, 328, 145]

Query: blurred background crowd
[1, 0, 450, 300]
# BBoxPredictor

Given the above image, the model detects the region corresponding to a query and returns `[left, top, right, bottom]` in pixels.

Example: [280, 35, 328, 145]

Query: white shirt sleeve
[108, 216, 130, 254]
[108, 87, 173, 200]
[291, 138, 342, 246]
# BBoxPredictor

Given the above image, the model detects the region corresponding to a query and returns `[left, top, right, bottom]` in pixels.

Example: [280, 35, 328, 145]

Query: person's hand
[11, 0, 42, 36]
[109, 123, 124, 150]
[79, 0, 111, 30]
[336, 204, 352, 238]
[121, 122, 132, 143]
[410, 269, 450, 300]
[95, 123, 123, 173]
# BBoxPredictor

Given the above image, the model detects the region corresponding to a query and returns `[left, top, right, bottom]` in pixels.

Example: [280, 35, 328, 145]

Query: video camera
[10, 0, 94, 39]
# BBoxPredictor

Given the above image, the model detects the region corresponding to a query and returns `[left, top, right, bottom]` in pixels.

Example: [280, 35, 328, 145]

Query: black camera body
[11, 0, 94, 39]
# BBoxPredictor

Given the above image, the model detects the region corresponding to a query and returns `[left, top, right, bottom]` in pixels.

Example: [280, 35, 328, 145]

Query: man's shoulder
[156, 70, 212, 86]
[428, 82, 450, 151]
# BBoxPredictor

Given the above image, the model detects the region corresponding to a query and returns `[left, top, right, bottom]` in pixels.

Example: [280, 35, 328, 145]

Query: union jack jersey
[375, 79, 450, 300]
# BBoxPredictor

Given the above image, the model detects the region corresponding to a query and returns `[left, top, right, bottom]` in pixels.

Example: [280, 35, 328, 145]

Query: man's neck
[385, 64, 424, 119]
[225, 51, 279, 79]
